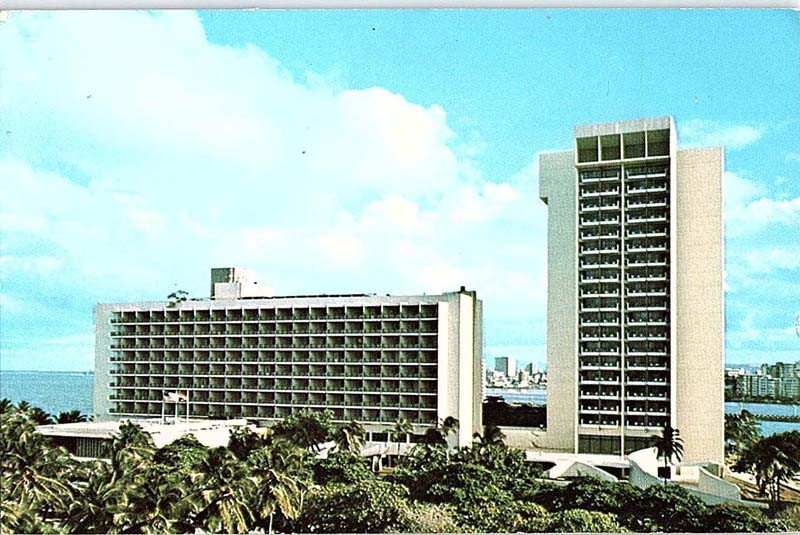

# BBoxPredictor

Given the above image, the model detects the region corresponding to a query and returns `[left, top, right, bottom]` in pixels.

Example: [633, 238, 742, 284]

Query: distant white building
[494, 356, 516, 379]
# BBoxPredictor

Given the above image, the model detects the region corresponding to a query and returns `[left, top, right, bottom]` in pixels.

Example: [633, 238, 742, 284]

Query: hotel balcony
[626, 254, 668, 267]
[579, 286, 620, 298]
[627, 406, 670, 418]
[626, 332, 668, 341]
[580, 185, 621, 198]
[626, 197, 668, 210]
[579, 319, 620, 328]
[625, 165, 668, 180]
[580, 216, 621, 227]
[580, 297, 620, 311]
[580, 230, 621, 241]
[579, 169, 621, 184]
[580, 333, 621, 343]
[579, 416, 621, 427]
[580, 405, 621, 415]
[626, 304, 668, 312]
[580, 273, 620, 285]
[626, 214, 668, 225]
[626, 242, 668, 253]
[625, 377, 670, 387]
[580, 373, 621, 384]
[580, 361, 621, 370]
[626, 361, 668, 371]
[580, 246, 620, 256]
[627, 379, 668, 390]
[580, 201, 621, 212]
[626, 229, 668, 240]
[626, 288, 668, 298]
[626, 183, 668, 195]
[579, 261, 620, 271]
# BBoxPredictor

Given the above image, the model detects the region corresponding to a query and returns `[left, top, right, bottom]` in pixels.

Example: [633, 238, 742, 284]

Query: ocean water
[485, 387, 800, 437]
[0, 371, 94, 416]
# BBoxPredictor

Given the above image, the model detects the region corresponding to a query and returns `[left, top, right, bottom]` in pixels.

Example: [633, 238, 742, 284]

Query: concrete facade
[538, 117, 724, 463]
[539, 151, 579, 453]
[94, 272, 483, 447]
[675, 147, 725, 464]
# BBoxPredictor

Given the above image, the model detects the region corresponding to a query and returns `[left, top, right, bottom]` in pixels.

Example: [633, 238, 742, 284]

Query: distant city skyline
[1, 10, 798, 371]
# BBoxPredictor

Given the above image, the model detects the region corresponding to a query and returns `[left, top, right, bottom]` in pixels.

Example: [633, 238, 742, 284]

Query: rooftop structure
[538, 116, 724, 463]
[94, 270, 483, 447]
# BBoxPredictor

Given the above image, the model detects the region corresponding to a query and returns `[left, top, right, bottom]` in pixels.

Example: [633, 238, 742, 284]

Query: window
[578, 434, 621, 455]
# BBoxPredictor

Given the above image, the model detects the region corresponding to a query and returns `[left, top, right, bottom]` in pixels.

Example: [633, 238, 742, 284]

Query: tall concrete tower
[539, 117, 724, 463]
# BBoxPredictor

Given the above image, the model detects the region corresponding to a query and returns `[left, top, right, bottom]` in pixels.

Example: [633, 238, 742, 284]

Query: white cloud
[742, 247, 800, 274]
[360, 195, 430, 233]
[724, 171, 800, 236]
[3, 11, 793, 373]
[679, 119, 764, 151]
[484, 182, 521, 203]
[738, 197, 800, 229]
[318, 232, 365, 267]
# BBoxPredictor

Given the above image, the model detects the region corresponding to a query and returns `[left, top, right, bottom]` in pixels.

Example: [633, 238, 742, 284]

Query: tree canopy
[1, 402, 794, 534]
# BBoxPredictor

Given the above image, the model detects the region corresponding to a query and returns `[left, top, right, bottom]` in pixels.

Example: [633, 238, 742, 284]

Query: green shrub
[701, 503, 784, 533]
[311, 451, 375, 485]
[774, 504, 800, 531]
[513, 502, 550, 533]
[543, 508, 627, 533]
[295, 479, 409, 533]
[622, 484, 708, 532]
[395, 502, 463, 533]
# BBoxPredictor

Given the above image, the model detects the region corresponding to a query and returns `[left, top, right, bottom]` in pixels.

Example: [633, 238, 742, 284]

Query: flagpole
[186, 389, 190, 422]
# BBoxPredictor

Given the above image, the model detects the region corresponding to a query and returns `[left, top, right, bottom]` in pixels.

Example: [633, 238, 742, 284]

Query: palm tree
[27, 407, 55, 425]
[181, 447, 259, 533]
[473, 423, 506, 448]
[110, 421, 156, 475]
[387, 418, 413, 459]
[650, 425, 684, 484]
[64, 460, 120, 533]
[167, 289, 189, 308]
[421, 426, 447, 446]
[0, 411, 77, 522]
[441, 416, 459, 446]
[735, 431, 800, 508]
[15, 400, 31, 412]
[725, 410, 761, 456]
[57, 410, 89, 424]
[0, 398, 13, 414]
[333, 420, 366, 455]
[419, 416, 460, 460]
[247, 443, 309, 534]
[272, 408, 334, 452]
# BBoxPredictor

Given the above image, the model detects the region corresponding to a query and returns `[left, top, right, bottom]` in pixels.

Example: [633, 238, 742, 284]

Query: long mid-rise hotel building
[539, 117, 724, 463]
[93, 269, 483, 447]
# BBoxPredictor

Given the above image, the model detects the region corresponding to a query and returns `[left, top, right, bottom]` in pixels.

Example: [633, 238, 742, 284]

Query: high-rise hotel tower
[539, 117, 724, 463]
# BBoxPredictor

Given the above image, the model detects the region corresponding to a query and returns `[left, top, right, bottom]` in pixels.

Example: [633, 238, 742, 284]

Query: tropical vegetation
[726, 409, 762, 457]
[1, 399, 798, 533]
[734, 430, 800, 507]
[649, 424, 685, 484]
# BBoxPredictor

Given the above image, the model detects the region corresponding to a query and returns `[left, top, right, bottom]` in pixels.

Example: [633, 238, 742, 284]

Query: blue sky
[0, 9, 798, 372]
